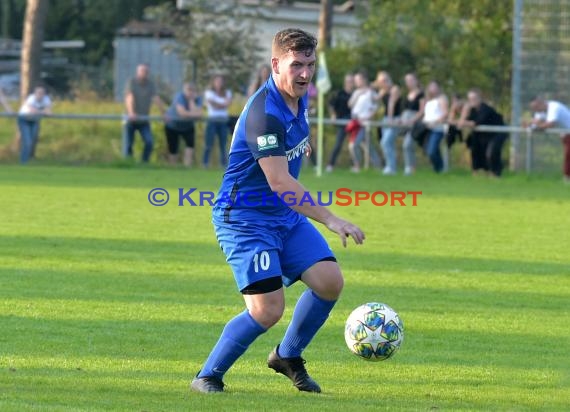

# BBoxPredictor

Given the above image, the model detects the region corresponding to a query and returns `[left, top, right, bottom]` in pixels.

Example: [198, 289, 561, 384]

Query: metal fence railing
[511, 0, 570, 173]
[1, 112, 568, 174]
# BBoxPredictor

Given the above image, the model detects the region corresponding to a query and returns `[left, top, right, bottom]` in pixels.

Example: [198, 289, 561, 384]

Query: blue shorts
[214, 215, 335, 292]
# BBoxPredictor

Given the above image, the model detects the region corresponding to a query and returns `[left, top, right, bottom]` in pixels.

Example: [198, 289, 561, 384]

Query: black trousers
[469, 133, 507, 176]
[486, 134, 508, 176]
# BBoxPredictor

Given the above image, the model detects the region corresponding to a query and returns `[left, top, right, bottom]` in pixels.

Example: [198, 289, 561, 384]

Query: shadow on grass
[1, 235, 569, 277]
[1, 164, 569, 201]
[0, 164, 222, 190]
[1, 235, 568, 311]
[0, 314, 568, 374]
[342, 249, 570, 277]
[0, 234, 219, 263]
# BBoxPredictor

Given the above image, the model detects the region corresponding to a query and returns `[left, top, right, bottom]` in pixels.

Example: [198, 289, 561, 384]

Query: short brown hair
[272, 28, 317, 57]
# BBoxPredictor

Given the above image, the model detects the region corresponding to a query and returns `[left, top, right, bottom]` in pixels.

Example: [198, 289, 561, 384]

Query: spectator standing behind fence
[347, 71, 380, 173]
[423, 81, 449, 173]
[17, 86, 51, 164]
[448, 94, 465, 124]
[124, 64, 166, 163]
[203, 74, 232, 168]
[375, 71, 402, 175]
[326, 73, 354, 172]
[529, 96, 570, 183]
[401, 73, 425, 176]
[164, 82, 203, 167]
[247, 64, 271, 97]
[247, 64, 271, 98]
[458, 89, 508, 177]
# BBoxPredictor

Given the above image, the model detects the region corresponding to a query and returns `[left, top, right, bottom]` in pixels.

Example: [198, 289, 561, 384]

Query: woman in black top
[401, 73, 425, 175]
[459, 89, 507, 177]
[326, 74, 354, 171]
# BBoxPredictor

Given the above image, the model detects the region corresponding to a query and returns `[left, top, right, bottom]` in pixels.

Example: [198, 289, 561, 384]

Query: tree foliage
[147, 1, 261, 91]
[328, 0, 512, 109]
[1, 0, 164, 65]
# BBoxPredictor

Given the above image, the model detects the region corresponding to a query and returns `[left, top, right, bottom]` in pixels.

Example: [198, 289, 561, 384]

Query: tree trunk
[20, 0, 49, 102]
[318, 0, 333, 50]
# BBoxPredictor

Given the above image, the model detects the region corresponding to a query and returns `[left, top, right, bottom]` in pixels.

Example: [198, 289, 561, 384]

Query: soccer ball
[344, 302, 404, 361]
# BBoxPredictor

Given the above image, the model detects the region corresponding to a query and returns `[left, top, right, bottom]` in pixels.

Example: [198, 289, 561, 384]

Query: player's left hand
[305, 143, 312, 157]
[326, 216, 365, 248]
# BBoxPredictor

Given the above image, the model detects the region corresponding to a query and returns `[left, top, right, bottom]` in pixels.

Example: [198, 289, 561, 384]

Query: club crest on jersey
[286, 136, 309, 161]
[257, 134, 279, 151]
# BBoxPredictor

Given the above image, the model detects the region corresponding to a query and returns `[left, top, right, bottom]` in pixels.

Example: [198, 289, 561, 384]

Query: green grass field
[0, 165, 569, 411]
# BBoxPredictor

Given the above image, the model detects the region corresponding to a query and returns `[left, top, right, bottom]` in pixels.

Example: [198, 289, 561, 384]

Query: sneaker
[382, 167, 396, 176]
[267, 346, 321, 393]
[190, 373, 225, 393]
[350, 166, 360, 173]
[564, 176, 570, 185]
[325, 165, 333, 173]
[404, 166, 414, 176]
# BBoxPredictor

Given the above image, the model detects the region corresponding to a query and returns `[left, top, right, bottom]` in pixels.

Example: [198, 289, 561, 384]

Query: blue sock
[278, 289, 336, 358]
[198, 310, 266, 380]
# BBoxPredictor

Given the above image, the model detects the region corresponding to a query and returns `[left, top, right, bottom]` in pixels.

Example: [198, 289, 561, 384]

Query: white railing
[1, 112, 568, 173]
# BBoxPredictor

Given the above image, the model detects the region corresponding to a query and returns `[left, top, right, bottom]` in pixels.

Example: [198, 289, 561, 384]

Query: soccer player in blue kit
[191, 28, 365, 394]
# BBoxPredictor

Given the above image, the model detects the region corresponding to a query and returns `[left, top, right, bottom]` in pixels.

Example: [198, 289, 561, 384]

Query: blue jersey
[212, 76, 310, 225]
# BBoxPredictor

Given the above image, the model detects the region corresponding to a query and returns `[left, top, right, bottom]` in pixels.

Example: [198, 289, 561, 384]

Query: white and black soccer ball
[344, 302, 404, 361]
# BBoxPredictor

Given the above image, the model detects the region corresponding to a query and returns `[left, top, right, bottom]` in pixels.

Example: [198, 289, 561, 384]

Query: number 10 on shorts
[253, 251, 270, 273]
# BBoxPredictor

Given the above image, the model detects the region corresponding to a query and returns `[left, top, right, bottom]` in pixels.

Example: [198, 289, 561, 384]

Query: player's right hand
[325, 216, 365, 248]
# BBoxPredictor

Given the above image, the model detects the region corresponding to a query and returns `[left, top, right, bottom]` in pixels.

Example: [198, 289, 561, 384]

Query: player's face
[274, 50, 316, 99]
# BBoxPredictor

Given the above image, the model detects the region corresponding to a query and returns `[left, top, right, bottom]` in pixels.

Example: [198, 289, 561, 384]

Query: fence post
[510, 0, 523, 172]
[525, 128, 533, 173]
[443, 124, 450, 172]
[121, 119, 128, 158]
[364, 123, 370, 170]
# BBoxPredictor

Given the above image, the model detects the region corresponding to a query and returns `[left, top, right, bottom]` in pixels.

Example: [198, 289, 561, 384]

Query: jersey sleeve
[245, 109, 286, 160]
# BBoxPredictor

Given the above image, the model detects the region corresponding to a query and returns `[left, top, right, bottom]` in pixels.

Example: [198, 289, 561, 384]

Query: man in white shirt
[530, 96, 570, 182]
[18, 86, 52, 164]
[347, 71, 380, 172]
